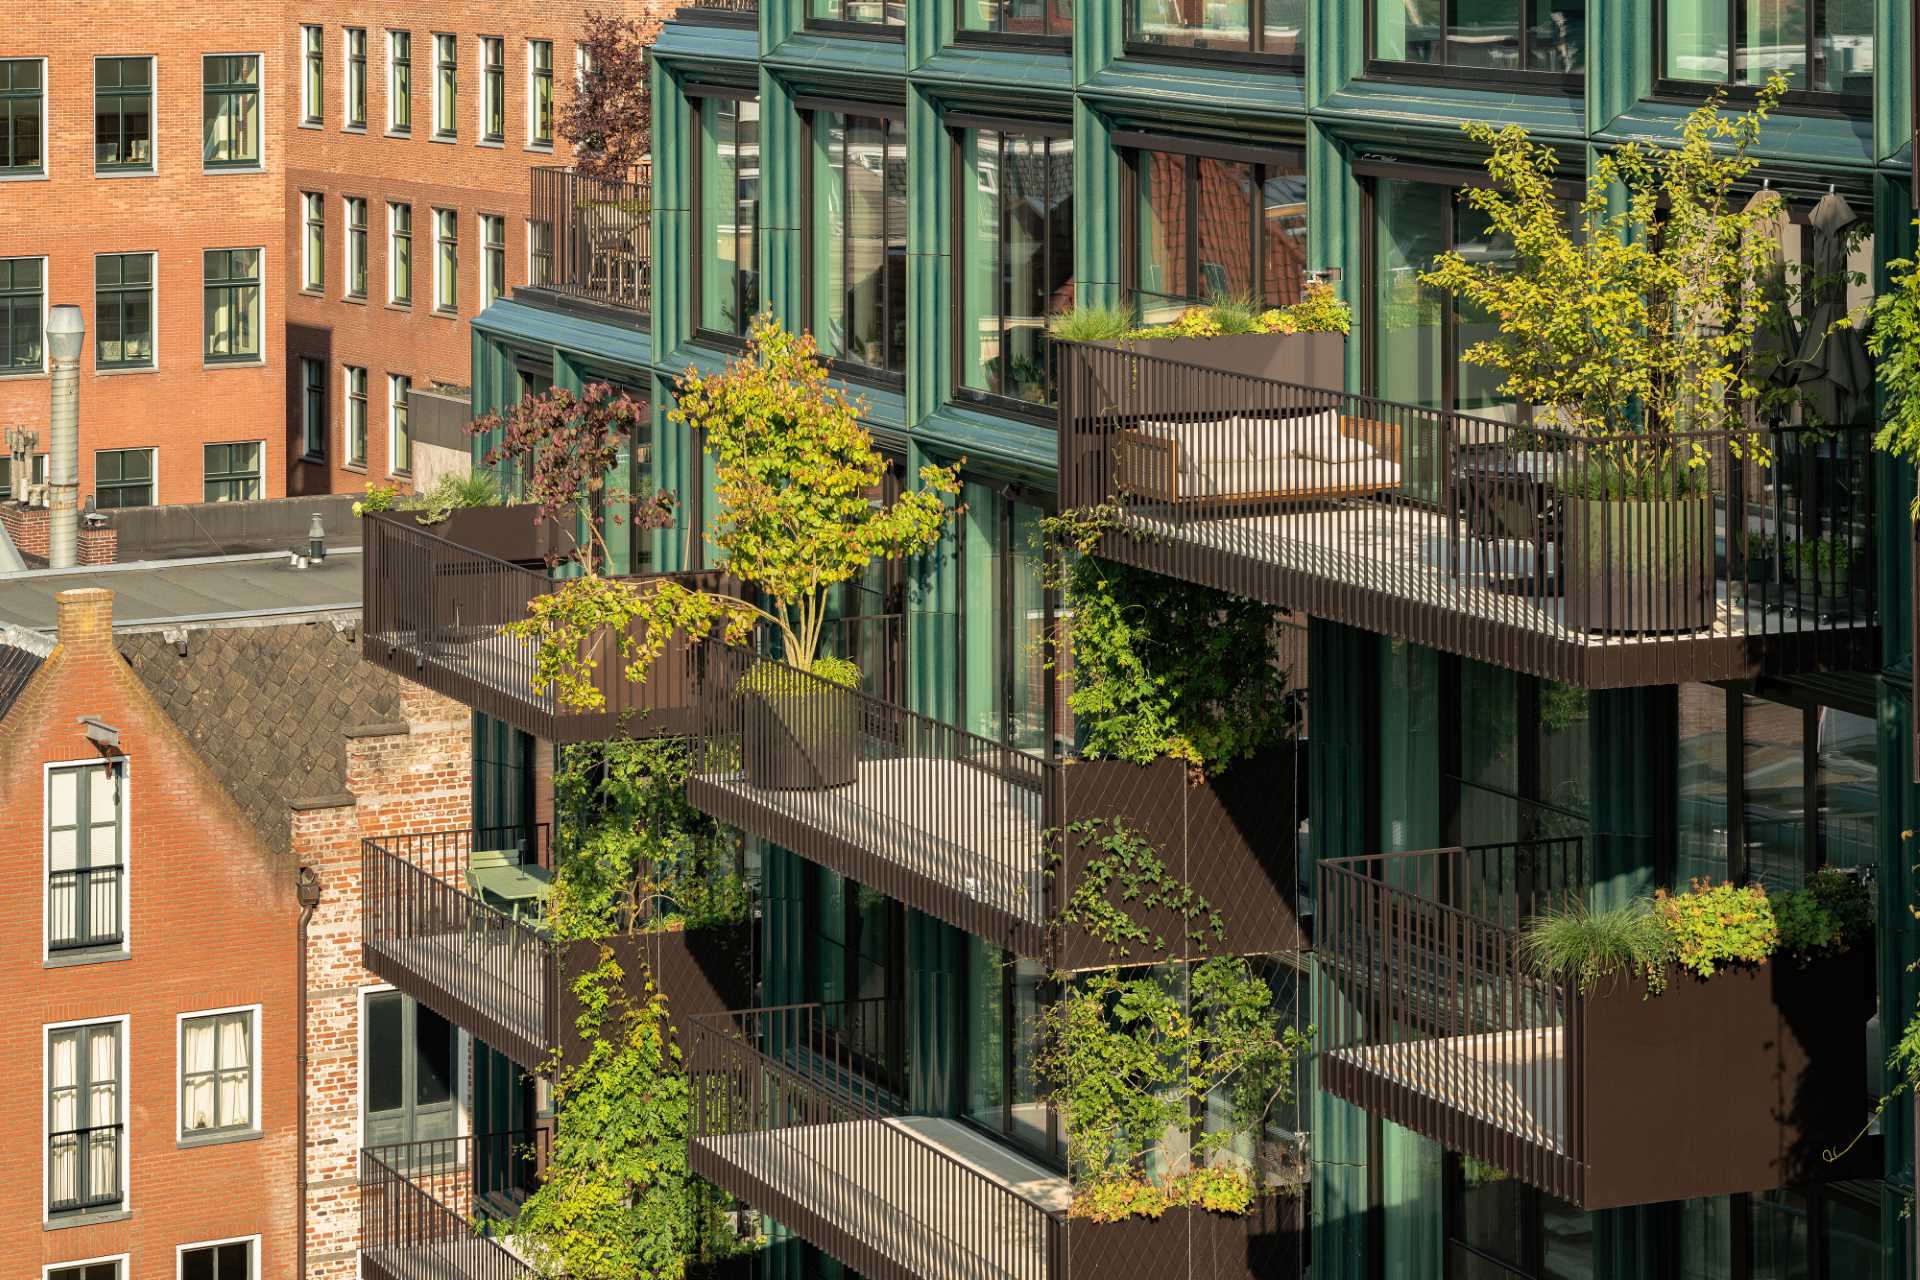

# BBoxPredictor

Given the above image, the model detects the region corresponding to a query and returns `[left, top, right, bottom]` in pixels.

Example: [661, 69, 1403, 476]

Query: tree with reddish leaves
[561, 10, 662, 183]
[470, 382, 673, 576]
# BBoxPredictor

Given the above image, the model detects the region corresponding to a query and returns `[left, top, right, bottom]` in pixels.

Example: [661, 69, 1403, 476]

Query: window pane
[414, 1003, 454, 1106]
[1131, 0, 1250, 49]
[1449, 0, 1521, 68]
[1528, 0, 1585, 71]
[1677, 685, 1731, 883]
[1751, 1188, 1813, 1279]
[365, 992, 404, 1114]
[1262, 170, 1308, 306]
[1135, 151, 1189, 322]
[1454, 1160, 1526, 1268]
[1372, 179, 1447, 411]
[701, 97, 760, 335]
[1815, 707, 1876, 874]
[1377, 0, 1444, 60]
[1743, 695, 1807, 889]
[1195, 157, 1255, 301]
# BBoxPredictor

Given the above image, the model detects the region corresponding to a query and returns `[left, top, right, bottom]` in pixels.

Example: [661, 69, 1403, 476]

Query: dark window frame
[528, 39, 554, 146]
[346, 28, 368, 129]
[1118, 133, 1309, 320]
[46, 761, 127, 950]
[1361, 0, 1584, 88]
[94, 56, 154, 173]
[951, 477, 1065, 756]
[482, 213, 507, 308]
[801, 100, 910, 389]
[302, 25, 325, 125]
[95, 252, 154, 370]
[481, 35, 506, 143]
[688, 88, 761, 347]
[390, 202, 414, 305]
[955, 0, 1072, 44]
[202, 248, 262, 363]
[956, 940, 1066, 1167]
[946, 114, 1075, 422]
[432, 33, 458, 139]
[345, 366, 369, 468]
[204, 440, 263, 501]
[433, 207, 459, 314]
[202, 54, 261, 169]
[346, 196, 368, 299]
[0, 256, 46, 374]
[301, 357, 327, 460]
[179, 1239, 253, 1280]
[390, 373, 413, 474]
[47, 1020, 124, 1217]
[0, 58, 45, 176]
[92, 448, 153, 509]
[389, 30, 412, 134]
[1650, 0, 1872, 109]
[1123, 0, 1304, 65]
[801, 864, 909, 1097]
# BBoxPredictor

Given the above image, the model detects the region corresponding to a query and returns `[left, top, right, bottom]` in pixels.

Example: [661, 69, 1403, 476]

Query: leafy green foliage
[1653, 877, 1778, 979]
[734, 655, 861, 695]
[518, 952, 697, 1279]
[1783, 535, 1855, 590]
[1042, 508, 1300, 774]
[1774, 869, 1873, 960]
[1054, 818, 1225, 957]
[352, 472, 503, 520]
[1049, 283, 1351, 344]
[1518, 899, 1673, 995]
[1865, 230, 1920, 511]
[546, 738, 747, 944]
[1049, 304, 1137, 344]
[1420, 79, 1791, 458]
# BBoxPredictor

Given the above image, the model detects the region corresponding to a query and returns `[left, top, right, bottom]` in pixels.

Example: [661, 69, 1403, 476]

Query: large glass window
[528, 219, 553, 285]
[1681, 1181, 1884, 1280]
[203, 55, 260, 168]
[813, 0, 905, 27]
[1661, 0, 1871, 97]
[963, 937, 1060, 1162]
[363, 990, 457, 1147]
[1, 59, 43, 175]
[203, 248, 261, 362]
[95, 253, 153, 370]
[204, 442, 262, 501]
[960, 483, 1070, 756]
[180, 1009, 254, 1137]
[1130, 0, 1301, 55]
[47, 763, 124, 951]
[1374, 0, 1584, 74]
[93, 449, 153, 509]
[810, 110, 908, 377]
[48, 1021, 123, 1216]
[959, 125, 1073, 407]
[528, 40, 554, 146]
[2, 256, 45, 373]
[805, 866, 904, 1084]
[95, 57, 153, 172]
[302, 25, 324, 124]
[1446, 1153, 1590, 1278]
[345, 28, 367, 127]
[388, 31, 412, 133]
[1130, 145, 1307, 324]
[961, 0, 1072, 38]
[697, 96, 760, 338]
[433, 34, 458, 138]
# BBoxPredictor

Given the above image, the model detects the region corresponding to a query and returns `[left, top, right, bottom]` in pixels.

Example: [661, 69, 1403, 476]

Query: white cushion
[1296, 434, 1374, 463]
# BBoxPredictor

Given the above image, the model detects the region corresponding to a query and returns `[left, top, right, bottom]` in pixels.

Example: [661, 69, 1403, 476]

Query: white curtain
[183, 1019, 217, 1131]
[218, 1015, 252, 1129]
[87, 1028, 118, 1198]
[48, 1031, 78, 1205]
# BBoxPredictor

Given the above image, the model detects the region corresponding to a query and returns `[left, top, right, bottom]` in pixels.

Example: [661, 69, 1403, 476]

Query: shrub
[1518, 899, 1673, 994]
[1049, 283, 1351, 346]
[1652, 878, 1777, 979]
[735, 655, 860, 696]
[1774, 868, 1872, 960]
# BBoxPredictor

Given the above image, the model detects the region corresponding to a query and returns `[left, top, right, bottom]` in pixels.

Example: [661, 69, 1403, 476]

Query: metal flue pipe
[45, 306, 85, 569]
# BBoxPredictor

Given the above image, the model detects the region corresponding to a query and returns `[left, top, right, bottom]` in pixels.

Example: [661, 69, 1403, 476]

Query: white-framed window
[479, 36, 504, 143]
[178, 1005, 259, 1139]
[1, 57, 47, 178]
[344, 28, 367, 128]
[527, 40, 553, 148]
[387, 30, 411, 133]
[389, 373, 412, 475]
[45, 1253, 127, 1280]
[481, 213, 506, 308]
[45, 1016, 127, 1221]
[300, 356, 326, 459]
[300, 25, 323, 125]
[45, 759, 126, 958]
[433, 207, 458, 313]
[177, 1236, 258, 1280]
[388, 202, 413, 305]
[344, 196, 368, 299]
[301, 191, 325, 291]
[431, 33, 456, 138]
[345, 365, 368, 467]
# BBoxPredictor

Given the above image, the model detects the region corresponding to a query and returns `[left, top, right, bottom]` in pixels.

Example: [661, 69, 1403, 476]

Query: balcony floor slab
[363, 930, 546, 1064]
[363, 1236, 529, 1280]
[1326, 1027, 1567, 1152]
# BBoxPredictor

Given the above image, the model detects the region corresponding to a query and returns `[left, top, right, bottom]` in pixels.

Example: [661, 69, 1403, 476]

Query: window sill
[204, 358, 267, 370]
[524, 142, 554, 154]
[0, 171, 49, 182]
[299, 452, 328, 466]
[386, 129, 412, 140]
[479, 138, 505, 149]
[94, 365, 159, 377]
[342, 125, 368, 134]
[204, 165, 267, 176]
[429, 134, 457, 144]
[430, 307, 460, 319]
[300, 287, 325, 297]
[300, 119, 324, 129]
[342, 293, 368, 305]
[385, 301, 414, 312]
[94, 168, 158, 180]
[179, 1127, 262, 1150]
[0, 368, 49, 380]
[45, 947, 130, 969]
[46, 1208, 130, 1232]
[344, 462, 369, 474]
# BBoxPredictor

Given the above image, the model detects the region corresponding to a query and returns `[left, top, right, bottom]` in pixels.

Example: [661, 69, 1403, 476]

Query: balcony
[674, 0, 757, 20]
[1058, 341, 1878, 688]
[688, 1001, 1305, 1280]
[528, 165, 651, 315]
[362, 825, 752, 1069]
[684, 648, 1304, 964]
[361, 509, 736, 743]
[1314, 841, 1875, 1210]
[359, 1131, 543, 1280]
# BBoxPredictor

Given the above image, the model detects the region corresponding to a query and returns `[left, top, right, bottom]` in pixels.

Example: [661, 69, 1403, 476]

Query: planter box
[1062, 1195, 1305, 1280]
[1087, 332, 1346, 419]
[740, 685, 860, 790]
[1562, 494, 1714, 634]
[1576, 945, 1875, 1209]
[1055, 744, 1304, 970]
[423, 504, 575, 565]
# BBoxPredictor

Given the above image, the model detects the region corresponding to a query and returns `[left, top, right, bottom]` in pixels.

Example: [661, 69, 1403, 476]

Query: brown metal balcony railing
[361, 511, 735, 743]
[1059, 341, 1878, 688]
[359, 1130, 548, 1280]
[529, 165, 651, 313]
[1315, 838, 1876, 1210]
[689, 1000, 1067, 1280]
[685, 645, 1066, 958]
[361, 826, 559, 1070]
[677, 0, 757, 16]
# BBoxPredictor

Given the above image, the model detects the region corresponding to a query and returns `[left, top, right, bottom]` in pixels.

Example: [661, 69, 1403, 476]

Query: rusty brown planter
[1084, 332, 1347, 420]
[1054, 745, 1304, 970]
[1062, 1195, 1305, 1280]
[422, 504, 574, 565]
[741, 688, 859, 790]
[1561, 494, 1714, 635]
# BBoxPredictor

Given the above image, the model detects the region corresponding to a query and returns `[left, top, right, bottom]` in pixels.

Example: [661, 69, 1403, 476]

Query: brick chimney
[55, 588, 114, 654]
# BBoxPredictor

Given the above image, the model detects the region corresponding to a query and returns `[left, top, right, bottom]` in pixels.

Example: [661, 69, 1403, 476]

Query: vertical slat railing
[359, 1130, 549, 1280]
[529, 164, 652, 312]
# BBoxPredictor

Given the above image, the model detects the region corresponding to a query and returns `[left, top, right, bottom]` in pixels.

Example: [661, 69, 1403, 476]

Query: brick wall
[0, 589, 301, 1280]
[294, 678, 472, 1280]
[0, 503, 119, 564]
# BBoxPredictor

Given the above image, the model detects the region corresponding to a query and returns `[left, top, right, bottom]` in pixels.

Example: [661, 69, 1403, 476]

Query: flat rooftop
[0, 549, 362, 632]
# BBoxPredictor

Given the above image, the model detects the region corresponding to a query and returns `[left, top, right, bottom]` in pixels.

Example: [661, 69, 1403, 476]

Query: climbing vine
[1041, 507, 1300, 775]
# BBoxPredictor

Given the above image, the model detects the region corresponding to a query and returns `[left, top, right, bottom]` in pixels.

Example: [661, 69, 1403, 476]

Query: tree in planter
[561, 10, 662, 182]
[1420, 80, 1794, 632]
[1041, 507, 1300, 775]
[498, 317, 961, 713]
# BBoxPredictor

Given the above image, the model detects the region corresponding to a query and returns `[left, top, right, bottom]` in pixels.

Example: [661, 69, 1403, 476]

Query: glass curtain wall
[699, 96, 761, 338]
[958, 125, 1074, 406]
[811, 110, 908, 376]
[959, 483, 1068, 757]
[1373, 0, 1585, 73]
[1661, 0, 1872, 97]
[1131, 145, 1307, 323]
